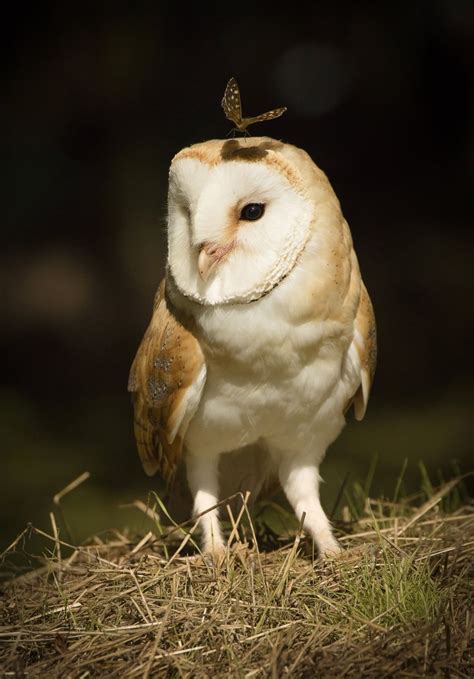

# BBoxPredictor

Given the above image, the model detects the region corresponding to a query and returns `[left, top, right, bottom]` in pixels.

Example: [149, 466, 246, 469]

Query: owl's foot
[317, 536, 343, 559]
[201, 541, 227, 568]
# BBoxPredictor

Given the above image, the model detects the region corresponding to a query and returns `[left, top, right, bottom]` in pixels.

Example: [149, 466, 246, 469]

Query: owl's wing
[128, 279, 206, 485]
[351, 282, 377, 421]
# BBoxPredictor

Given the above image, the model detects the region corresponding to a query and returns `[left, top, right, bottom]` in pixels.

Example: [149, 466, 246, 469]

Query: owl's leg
[278, 458, 341, 557]
[186, 453, 225, 555]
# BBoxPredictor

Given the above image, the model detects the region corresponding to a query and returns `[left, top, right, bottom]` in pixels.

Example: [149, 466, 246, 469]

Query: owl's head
[167, 137, 339, 305]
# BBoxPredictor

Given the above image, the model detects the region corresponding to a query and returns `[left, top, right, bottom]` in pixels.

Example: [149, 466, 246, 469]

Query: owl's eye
[240, 203, 265, 221]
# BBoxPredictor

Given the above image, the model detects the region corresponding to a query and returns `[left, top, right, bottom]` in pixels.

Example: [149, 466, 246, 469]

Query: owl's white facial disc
[167, 147, 314, 306]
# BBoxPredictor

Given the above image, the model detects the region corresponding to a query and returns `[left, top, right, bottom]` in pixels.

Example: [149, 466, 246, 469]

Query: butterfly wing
[242, 107, 288, 129]
[221, 77, 243, 126]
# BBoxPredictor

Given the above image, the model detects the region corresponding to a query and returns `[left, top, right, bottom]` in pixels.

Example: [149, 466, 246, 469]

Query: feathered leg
[186, 453, 225, 555]
[278, 457, 341, 557]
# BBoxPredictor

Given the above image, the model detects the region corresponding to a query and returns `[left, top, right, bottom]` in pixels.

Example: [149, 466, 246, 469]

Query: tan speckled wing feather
[128, 280, 206, 485]
[353, 283, 377, 421]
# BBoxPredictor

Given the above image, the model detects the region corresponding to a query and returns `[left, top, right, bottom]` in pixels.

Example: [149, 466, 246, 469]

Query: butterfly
[221, 77, 287, 133]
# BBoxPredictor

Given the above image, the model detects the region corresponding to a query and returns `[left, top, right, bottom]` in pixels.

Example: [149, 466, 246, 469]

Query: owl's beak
[198, 241, 233, 281]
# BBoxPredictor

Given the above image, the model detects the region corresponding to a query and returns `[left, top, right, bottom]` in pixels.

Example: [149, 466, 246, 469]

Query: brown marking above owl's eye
[220, 139, 283, 162]
[221, 140, 268, 162]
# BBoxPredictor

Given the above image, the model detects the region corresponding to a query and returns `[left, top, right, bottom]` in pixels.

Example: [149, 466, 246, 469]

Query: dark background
[2, 1, 473, 549]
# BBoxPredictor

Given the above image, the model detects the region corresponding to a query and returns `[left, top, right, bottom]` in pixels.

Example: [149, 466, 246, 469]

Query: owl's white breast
[164, 137, 365, 463]
[169, 236, 361, 461]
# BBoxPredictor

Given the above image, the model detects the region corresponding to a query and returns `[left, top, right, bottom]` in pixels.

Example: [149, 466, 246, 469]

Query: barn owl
[128, 136, 376, 558]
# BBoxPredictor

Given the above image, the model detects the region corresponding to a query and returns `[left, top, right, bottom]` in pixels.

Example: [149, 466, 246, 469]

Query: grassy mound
[1, 479, 472, 677]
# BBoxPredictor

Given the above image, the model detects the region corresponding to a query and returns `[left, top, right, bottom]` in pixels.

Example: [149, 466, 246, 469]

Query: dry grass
[1, 479, 473, 678]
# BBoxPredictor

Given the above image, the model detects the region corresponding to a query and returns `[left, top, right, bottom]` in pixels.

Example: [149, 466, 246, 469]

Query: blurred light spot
[6, 251, 97, 326]
[273, 43, 354, 117]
